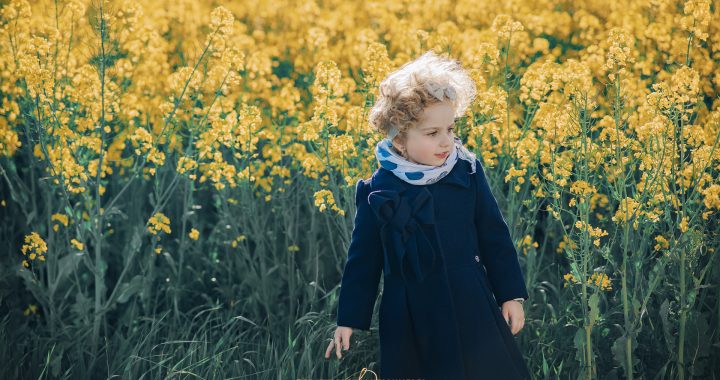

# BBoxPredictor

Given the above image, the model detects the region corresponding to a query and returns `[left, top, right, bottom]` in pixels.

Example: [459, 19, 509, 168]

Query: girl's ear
[391, 135, 405, 153]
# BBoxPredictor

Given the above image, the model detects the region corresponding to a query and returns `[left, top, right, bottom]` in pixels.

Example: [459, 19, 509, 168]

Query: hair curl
[368, 50, 477, 140]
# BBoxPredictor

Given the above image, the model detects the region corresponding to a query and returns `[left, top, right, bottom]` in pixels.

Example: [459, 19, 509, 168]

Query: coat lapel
[437, 159, 471, 189]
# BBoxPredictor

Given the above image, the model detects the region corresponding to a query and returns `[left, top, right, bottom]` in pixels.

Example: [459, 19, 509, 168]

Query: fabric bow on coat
[367, 186, 466, 379]
[368, 187, 442, 284]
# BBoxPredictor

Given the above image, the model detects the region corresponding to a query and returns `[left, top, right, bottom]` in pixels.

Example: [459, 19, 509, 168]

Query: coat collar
[370, 158, 472, 194]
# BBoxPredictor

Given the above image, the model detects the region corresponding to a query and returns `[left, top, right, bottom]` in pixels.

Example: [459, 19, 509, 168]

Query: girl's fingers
[512, 316, 525, 334]
[343, 333, 350, 350]
[324, 340, 334, 358]
[324, 329, 351, 359]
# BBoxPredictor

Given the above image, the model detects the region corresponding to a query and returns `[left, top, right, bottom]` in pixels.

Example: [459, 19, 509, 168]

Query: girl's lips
[435, 152, 448, 158]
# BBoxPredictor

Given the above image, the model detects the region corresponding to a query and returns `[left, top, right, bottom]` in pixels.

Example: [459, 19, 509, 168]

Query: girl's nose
[441, 134, 452, 148]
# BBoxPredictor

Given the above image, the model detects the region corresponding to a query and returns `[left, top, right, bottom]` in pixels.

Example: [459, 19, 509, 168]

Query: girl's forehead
[418, 102, 456, 128]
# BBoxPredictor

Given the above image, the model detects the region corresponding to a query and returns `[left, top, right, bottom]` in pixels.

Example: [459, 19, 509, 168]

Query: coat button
[474, 255, 480, 262]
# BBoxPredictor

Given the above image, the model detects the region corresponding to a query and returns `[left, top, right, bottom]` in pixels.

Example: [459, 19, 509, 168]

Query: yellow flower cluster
[563, 272, 612, 291]
[504, 166, 527, 184]
[312, 60, 343, 101]
[680, 0, 711, 41]
[35, 144, 89, 194]
[51, 213, 69, 232]
[188, 228, 200, 241]
[313, 189, 345, 216]
[362, 42, 391, 86]
[569, 180, 597, 199]
[654, 235, 670, 252]
[679, 216, 689, 233]
[230, 234, 246, 248]
[605, 27, 634, 79]
[70, 238, 84, 251]
[573, 220, 609, 247]
[177, 157, 198, 179]
[21, 232, 47, 266]
[23, 304, 39, 316]
[491, 14, 524, 40]
[647, 66, 700, 120]
[198, 153, 237, 190]
[519, 234, 539, 255]
[129, 127, 166, 174]
[589, 273, 613, 291]
[0, 117, 21, 157]
[519, 59, 562, 104]
[563, 273, 579, 287]
[612, 197, 641, 228]
[556, 234, 578, 254]
[147, 212, 171, 235]
[702, 184, 720, 210]
[206, 6, 235, 51]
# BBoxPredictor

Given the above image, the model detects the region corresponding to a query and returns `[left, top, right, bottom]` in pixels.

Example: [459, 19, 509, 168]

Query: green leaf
[71, 291, 92, 325]
[573, 327, 585, 363]
[49, 252, 83, 294]
[611, 335, 627, 372]
[686, 311, 711, 377]
[50, 346, 64, 377]
[17, 267, 47, 305]
[659, 299, 675, 353]
[589, 293, 599, 327]
[116, 275, 143, 304]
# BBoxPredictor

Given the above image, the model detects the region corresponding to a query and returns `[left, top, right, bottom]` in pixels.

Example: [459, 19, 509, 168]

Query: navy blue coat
[336, 158, 531, 380]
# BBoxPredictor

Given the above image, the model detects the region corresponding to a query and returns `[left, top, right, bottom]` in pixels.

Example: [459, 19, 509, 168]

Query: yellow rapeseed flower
[313, 189, 345, 216]
[70, 238, 84, 251]
[679, 216, 689, 233]
[147, 212, 171, 235]
[188, 228, 200, 241]
[51, 213, 69, 231]
[563, 273, 580, 287]
[588, 273, 613, 291]
[681, 0, 711, 41]
[491, 14, 524, 40]
[23, 304, 39, 316]
[21, 232, 47, 262]
[654, 235, 670, 251]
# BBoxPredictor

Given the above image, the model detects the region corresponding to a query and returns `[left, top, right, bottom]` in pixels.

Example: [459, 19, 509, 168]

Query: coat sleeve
[474, 160, 529, 307]
[336, 178, 384, 330]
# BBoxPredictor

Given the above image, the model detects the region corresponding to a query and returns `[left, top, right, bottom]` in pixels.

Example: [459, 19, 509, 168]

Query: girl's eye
[429, 128, 454, 136]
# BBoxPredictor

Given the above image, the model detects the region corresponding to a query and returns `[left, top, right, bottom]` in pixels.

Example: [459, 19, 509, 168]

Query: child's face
[392, 101, 456, 167]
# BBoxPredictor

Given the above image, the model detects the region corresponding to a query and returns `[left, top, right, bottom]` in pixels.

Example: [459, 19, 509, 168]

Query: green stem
[678, 244, 686, 380]
[91, 1, 108, 365]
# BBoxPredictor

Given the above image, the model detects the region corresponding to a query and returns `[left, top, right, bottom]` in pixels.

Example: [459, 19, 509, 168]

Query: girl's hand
[501, 300, 525, 335]
[324, 326, 353, 359]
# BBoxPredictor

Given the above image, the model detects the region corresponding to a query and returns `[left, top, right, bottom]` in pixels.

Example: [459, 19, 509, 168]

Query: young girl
[324, 51, 531, 380]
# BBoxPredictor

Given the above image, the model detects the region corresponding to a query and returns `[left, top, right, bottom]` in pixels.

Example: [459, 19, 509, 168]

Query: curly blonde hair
[368, 50, 477, 140]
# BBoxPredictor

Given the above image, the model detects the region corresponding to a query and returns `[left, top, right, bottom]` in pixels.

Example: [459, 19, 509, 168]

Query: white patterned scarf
[374, 136, 477, 185]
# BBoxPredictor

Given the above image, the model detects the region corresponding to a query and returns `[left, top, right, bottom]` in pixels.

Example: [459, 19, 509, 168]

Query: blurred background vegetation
[0, 0, 719, 378]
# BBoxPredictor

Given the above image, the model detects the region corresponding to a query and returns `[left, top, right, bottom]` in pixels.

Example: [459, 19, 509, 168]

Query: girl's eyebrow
[421, 124, 454, 131]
